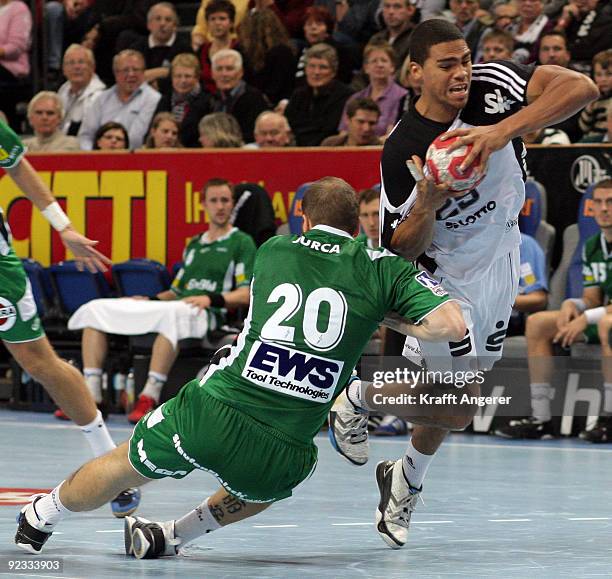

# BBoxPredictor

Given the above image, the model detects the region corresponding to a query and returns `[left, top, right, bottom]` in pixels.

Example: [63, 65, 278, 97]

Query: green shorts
[584, 324, 600, 345]
[128, 380, 318, 503]
[0, 247, 44, 343]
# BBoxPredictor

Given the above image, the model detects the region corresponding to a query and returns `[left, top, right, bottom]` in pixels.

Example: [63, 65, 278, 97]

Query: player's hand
[440, 126, 508, 173]
[553, 314, 587, 348]
[183, 295, 211, 311]
[59, 226, 112, 273]
[408, 155, 452, 210]
[557, 300, 580, 330]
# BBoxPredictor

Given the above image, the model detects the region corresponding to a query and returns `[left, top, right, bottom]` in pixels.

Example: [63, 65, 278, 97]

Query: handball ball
[425, 134, 486, 193]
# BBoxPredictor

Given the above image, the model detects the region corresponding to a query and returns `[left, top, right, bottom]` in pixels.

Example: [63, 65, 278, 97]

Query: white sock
[141, 372, 167, 403]
[604, 383, 612, 414]
[402, 439, 435, 489]
[530, 383, 554, 422]
[80, 410, 116, 456]
[84, 368, 103, 404]
[32, 482, 72, 528]
[346, 379, 369, 412]
[174, 497, 222, 543]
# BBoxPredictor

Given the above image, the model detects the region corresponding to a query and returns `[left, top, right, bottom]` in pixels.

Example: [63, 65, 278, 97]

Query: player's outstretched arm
[6, 158, 112, 273]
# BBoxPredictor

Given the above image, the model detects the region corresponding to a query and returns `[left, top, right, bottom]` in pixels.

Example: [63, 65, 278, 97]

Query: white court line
[488, 518, 532, 522]
[253, 524, 298, 528]
[96, 529, 123, 533]
[567, 517, 610, 521]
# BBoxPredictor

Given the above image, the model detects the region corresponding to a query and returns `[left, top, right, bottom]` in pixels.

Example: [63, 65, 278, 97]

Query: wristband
[42, 201, 71, 232]
[209, 293, 226, 308]
[568, 298, 587, 313]
[584, 307, 606, 325]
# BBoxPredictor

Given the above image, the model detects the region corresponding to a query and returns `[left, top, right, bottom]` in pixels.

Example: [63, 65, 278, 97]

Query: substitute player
[0, 120, 140, 517]
[15, 177, 465, 557]
[328, 18, 598, 549]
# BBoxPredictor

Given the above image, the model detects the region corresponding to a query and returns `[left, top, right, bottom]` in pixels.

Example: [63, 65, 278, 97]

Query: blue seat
[288, 182, 311, 235]
[171, 261, 183, 279]
[519, 180, 544, 237]
[48, 261, 113, 315]
[112, 259, 171, 298]
[21, 259, 55, 317]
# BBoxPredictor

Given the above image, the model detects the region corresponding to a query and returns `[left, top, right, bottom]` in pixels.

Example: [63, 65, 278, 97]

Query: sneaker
[579, 415, 612, 443]
[375, 460, 422, 549]
[124, 516, 181, 559]
[15, 495, 54, 554]
[111, 488, 141, 518]
[374, 415, 409, 437]
[128, 395, 156, 424]
[367, 414, 383, 432]
[494, 417, 555, 439]
[328, 387, 369, 466]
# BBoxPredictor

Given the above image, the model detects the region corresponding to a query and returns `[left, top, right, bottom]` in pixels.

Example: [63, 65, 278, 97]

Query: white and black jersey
[380, 60, 535, 283]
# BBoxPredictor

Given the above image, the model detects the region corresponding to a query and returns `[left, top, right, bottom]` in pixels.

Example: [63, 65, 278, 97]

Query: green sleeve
[0, 121, 26, 169]
[235, 234, 257, 288]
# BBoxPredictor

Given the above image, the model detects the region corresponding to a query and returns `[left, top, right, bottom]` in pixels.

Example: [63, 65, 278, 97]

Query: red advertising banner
[0, 148, 382, 267]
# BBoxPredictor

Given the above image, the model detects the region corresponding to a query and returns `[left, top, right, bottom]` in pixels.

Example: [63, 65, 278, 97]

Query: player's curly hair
[303, 177, 359, 234]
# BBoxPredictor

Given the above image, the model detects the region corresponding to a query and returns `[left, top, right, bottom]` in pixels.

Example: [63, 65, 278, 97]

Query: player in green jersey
[0, 120, 140, 517]
[501, 179, 612, 442]
[15, 176, 466, 558]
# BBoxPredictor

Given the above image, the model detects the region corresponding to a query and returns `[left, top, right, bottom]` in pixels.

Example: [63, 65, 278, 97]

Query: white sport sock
[141, 372, 167, 403]
[530, 383, 554, 422]
[32, 482, 72, 528]
[604, 383, 612, 414]
[174, 497, 222, 543]
[83, 368, 103, 404]
[80, 410, 116, 456]
[402, 438, 435, 490]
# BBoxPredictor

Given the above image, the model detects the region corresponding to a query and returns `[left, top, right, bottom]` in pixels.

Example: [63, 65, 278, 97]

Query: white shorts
[403, 248, 520, 373]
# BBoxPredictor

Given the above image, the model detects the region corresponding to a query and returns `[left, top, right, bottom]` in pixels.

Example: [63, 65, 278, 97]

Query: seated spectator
[316, 0, 380, 46]
[338, 43, 407, 138]
[128, 2, 192, 87]
[480, 29, 515, 61]
[522, 126, 571, 144]
[22, 92, 80, 152]
[284, 43, 352, 146]
[143, 112, 181, 148]
[67, 177, 255, 423]
[322, 97, 381, 146]
[245, 111, 292, 148]
[579, 49, 612, 141]
[58, 44, 106, 136]
[448, 0, 490, 62]
[191, 0, 248, 53]
[92, 121, 129, 150]
[239, 9, 296, 106]
[78, 49, 161, 150]
[492, 0, 519, 30]
[211, 49, 268, 143]
[199, 112, 244, 148]
[509, 0, 554, 64]
[155, 53, 213, 148]
[581, 100, 612, 143]
[397, 52, 422, 115]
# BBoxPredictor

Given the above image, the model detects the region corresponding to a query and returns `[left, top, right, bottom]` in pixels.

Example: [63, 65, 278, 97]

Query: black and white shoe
[124, 516, 180, 559]
[579, 415, 612, 443]
[328, 387, 369, 466]
[494, 417, 555, 439]
[15, 495, 54, 554]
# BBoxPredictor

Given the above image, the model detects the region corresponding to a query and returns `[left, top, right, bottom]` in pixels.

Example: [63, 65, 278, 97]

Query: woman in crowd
[93, 122, 129, 150]
[143, 113, 181, 149]
[198, 112, 243, 148]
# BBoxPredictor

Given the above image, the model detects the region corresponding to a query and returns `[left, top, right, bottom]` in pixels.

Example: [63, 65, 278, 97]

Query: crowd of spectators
[0, 0, 609, 149]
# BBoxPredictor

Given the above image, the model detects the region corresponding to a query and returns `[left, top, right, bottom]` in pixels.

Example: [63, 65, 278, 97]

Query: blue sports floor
[1, 408, 611, 579]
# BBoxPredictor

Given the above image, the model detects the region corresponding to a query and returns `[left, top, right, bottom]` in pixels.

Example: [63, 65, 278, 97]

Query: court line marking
[567, 517, 610, 521]
[96, 529, 123, 533]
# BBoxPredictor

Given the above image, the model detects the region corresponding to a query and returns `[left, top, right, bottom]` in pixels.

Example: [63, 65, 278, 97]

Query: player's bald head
[302, 177, 359, 234]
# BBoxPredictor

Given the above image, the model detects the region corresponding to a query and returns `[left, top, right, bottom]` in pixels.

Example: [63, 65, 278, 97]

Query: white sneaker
[375, 460, 422, 549]
[328, 386, 369, 466]
[124, 516, 181, 559]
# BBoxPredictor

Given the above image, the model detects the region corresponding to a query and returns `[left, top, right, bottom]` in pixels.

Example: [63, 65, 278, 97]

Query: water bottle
[125, 369, 135, 413]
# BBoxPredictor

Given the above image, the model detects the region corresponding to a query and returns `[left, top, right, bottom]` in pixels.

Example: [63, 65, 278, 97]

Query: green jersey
[355, 233, 379, 250]
[201, 225, 450, 444]
[0, 120, 25, 172]
[582, 232, 612, 299]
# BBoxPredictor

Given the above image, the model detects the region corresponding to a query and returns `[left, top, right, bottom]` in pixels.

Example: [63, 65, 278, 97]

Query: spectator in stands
[143, 112, 181, 148]
[579, 49, 612, 141]
[245, 111, 292, 147]
[522, 126, 571, 144]
[128, 2, 192, 88]
[155, 53, 213, 148]
[492, 0, 519, 30]
[58, 44, 106, 136]
[448, 0, 490, 62]
[210, 49, 268, 143]
[509, 0, 554, 64]
[92, 121, 129, 150]
[285, 43, 352, 146]
[398, 52, 421, 114]
[67, 177, 255, 423]
[78, 50, 161, 150]
[496, 179, 612, 441]
[369, 0, 418, 70]
[581, 100, 612, 143]
[239, 9, 296, 106]
[23, 92, 80, 152]
[191, 0, 247, 53]
[199, 112, 244, 147]
[481, 29, 515, 61]
[338, 43, 406, 138]
[322, 97, 381, 146]
[316, 0, 380, 45]
[556, 0, 612, 75]
[0, 0, 32, 131]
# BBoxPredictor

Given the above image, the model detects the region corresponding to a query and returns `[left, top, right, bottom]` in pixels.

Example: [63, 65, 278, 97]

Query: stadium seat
[548, 224, 579, 311]
[112, 259, 171, 298]
[21, 258, 55, 318]
[520, 180, 555, 272]
[288, 182, 311, 235]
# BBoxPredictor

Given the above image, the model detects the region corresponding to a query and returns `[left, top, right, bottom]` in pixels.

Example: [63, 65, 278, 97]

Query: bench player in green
[15, 176, 465, 557]
[0, 119, 141, 517]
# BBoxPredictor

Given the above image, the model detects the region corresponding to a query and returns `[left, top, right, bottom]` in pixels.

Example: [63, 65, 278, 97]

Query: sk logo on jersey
[484, 89, 515, 115]
[243, 340, 344, 403]
[415, 271, 448, 297]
